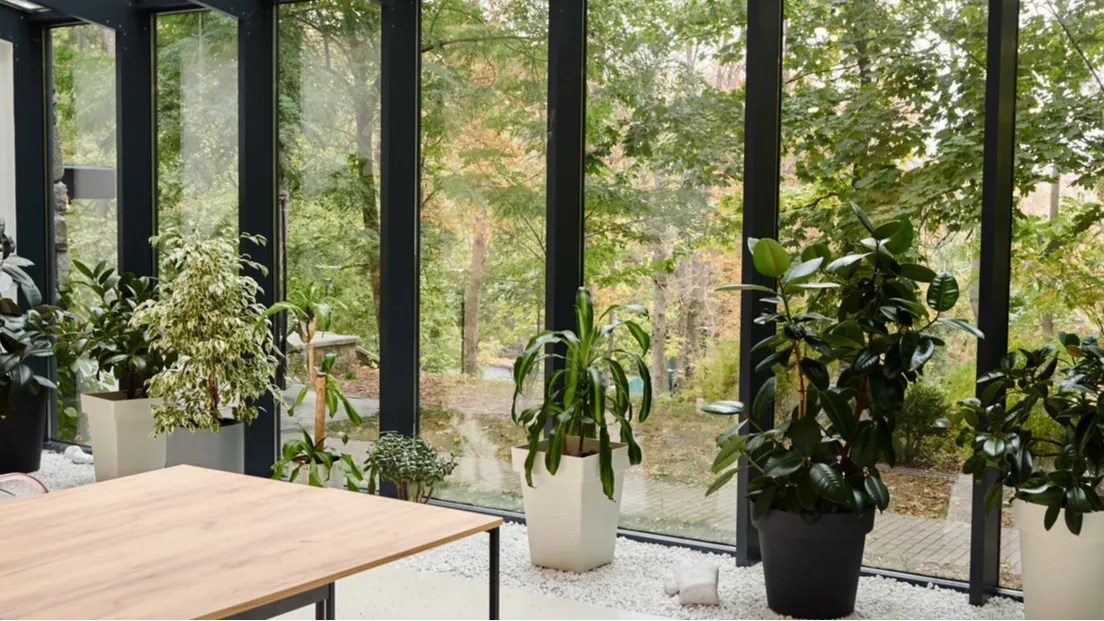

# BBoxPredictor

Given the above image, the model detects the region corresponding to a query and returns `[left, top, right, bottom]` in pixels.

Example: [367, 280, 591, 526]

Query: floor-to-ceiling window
[1007, 0, 1104, 589]
[417, 0, 548, 511]
[50, 24, 118, 443]
[276, 0, 383, 470]
[585, 0, 748, 544]
[780, 0, 988, 581]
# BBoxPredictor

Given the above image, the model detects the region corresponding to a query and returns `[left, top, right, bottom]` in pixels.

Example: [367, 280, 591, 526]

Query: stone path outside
[282, 386, 1022, 587]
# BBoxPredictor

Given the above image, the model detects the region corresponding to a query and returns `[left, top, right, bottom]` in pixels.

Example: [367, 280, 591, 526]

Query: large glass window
[780, 0, 989, 580]
[416, 0, 548, 511]
[585, 0, 747, 543]
[50, 24, 118, 443]
[277, 0, 382, 470]
[157, 10, 238, 237]
[1007, 0, 1104, 588]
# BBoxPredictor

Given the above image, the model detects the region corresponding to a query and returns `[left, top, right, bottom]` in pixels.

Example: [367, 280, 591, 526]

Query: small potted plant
[132, 230, 280, 473]
[269, 284, 364, 489]
[510, 286, 652, 572]
[704, 204, 981, 618]
[0, 218, 56, 474]
[68, 261, 172, 480]
[364, 432, 457, 502]
[940, 333, 1104, 619]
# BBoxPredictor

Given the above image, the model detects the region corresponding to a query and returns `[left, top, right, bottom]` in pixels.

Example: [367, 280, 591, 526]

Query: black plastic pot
[755, 508, 875, 619]
[0, 392, 47, 474]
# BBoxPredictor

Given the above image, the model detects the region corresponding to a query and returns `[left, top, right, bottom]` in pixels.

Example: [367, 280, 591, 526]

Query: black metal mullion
[545, 0, 586, 414]
[735, 0, 784, 566]
[379, 0, 421, 440]
[235, 1, 280, 477]
[970, 0, 1020, 605]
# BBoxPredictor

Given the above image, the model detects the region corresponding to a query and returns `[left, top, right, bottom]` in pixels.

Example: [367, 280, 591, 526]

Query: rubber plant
[131, 230, 280, 435]
[705, 203, 982, 522]
[510, 286, 652, 500]
[363, 432, 457, 502]
[71, 260, 171, 399]
[267, 283, 363, 489]
[940, 333, 1104, 533]
[0, 217, 54, 415]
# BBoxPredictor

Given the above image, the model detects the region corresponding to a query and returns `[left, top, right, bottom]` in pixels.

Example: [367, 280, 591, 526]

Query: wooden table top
[0, 465, 502, 619]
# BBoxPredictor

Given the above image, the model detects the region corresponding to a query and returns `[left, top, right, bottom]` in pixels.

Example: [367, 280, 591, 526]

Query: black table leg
[315, 582, 335, 620]
[489, 527, 500, 620]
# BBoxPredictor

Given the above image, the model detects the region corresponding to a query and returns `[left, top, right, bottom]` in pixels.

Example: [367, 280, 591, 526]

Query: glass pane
[781, 0, 988, 580]
[277, 0, 382, 480]
[418, 0, 548, 511]
[157, 11, 239, 238]
[51, 24, 118, 443]
[585, 0, 747, 544]
[1007, 0, 1104, 588]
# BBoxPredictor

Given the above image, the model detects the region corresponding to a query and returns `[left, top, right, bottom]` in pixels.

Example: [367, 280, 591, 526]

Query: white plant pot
[511, 437, 629, 572]
[166, 419, 245, 474]
[1015, 499, 1104, 619]
[81, 392, 166, 481]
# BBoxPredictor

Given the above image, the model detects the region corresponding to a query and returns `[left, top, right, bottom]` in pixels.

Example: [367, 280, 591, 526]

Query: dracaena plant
[511, 287, 652, 500]
[704, 203, 981, 524]
[940, 333, 1104, 534]
[268, 284, 363, 490]
[71, 260, 171, 399]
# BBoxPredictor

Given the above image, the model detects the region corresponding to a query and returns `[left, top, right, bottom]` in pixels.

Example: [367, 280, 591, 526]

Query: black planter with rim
[0, 392, 48, 474]
[754, 508, 876, 619]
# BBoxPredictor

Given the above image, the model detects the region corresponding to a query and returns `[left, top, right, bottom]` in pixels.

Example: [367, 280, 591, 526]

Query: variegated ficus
[704, 203, 981, 524]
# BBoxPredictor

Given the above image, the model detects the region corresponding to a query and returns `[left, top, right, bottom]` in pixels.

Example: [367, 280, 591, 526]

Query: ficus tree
[704, 204, 982, 523]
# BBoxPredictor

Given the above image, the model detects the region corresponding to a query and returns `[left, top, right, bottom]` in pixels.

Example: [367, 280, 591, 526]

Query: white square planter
[81, 392, 166, 481]
[511, 437, 629, 572]
[166, 420, 245, 474]
[1015, 499, 1104, 619]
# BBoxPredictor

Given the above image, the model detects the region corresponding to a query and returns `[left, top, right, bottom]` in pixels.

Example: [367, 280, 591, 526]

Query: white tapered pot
[1015, 499, 1104, 619]
[166, 419, 245, 474]
[82, 392, 166, 481]
[511, 437, 629, 572]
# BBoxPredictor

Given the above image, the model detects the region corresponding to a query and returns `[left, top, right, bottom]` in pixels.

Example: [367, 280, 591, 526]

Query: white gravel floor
[19, 453, 1023, 619]
[394, 522, 1024, 620]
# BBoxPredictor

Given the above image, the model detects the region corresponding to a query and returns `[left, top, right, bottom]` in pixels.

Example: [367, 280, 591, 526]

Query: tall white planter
[1015, 499, 1104, 619]
[166, 420, 245, 474]
[511, 437, 629, 572]
[81, 392, 165, 481]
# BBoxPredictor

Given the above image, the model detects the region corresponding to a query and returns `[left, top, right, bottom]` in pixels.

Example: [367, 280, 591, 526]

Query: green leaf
[598, 426, 615, 501]
[705, 467, 740, 496]
[826, 253, 871, 273]
[936, 317, 984, 339]
[762, 450, 803, 477]
[899, 263, 937, 283]
[752, 376, 776, 420]
[751, 485, 777, 521]
[927, 273, 960, 312]
[702, 400, 743, 416]
[712, 434, 747, 473]
[982, 437, 1007, 459]
[752, 238, 790, 278]
[623, 321, 650, 355]
[900, 333, 935, 371]
[849, 201, 875, 233]
[821, 389, 855, 438]
[716, 283, 776, 294]
[1065, 507, 1084, 535]
[809, 462, 850, 505]
[1044, 501, 1061, 530]
[799, 357, 830, 391]
[864, 475, 890, 511]
[789, 414, 821, 457]
[782, 256, 824, 284]
[884, 217, 914, 254]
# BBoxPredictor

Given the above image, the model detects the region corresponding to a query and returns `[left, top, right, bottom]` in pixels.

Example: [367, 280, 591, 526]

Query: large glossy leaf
[752, 376, 777, 420]
[849, 201, 875, 233]
[752, 486, 777, 521]
[821, 389, 855, 438]
[864, 475, 890, 511]
[826, 253, 871, 273]
[705, 467, 740, 496]
[884, 217, 914, 254]
[799, 357, 830, 391]
[763, 450, 803, 477]
[926, 273, 960, 312]
[809, 462, 850, 505]
[624, 320, 650, 355]
[900, 333, 935, 371]
[598, 427, 615, 500]
[716, 283, 775, 294]
[752, 238, 790, 278]
[782, 256, 823, 284]
[936, 317, 983, 339]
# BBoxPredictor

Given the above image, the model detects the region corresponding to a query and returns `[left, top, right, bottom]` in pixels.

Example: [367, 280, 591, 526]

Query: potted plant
[66, 261, 172, 480]
[0, 218, 56, 474]
[704, 204, 981, 618]
[509, 286, 652, 572]
[269, 284, 364, 489]
[132, 230, 280, 473]
[941, 333, 1104, 619]
[364, 432, 457, 502]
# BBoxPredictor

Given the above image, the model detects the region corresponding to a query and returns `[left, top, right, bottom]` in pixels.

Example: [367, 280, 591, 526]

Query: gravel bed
[30, 450, 95, 491]
[394, 522, 1024, 620]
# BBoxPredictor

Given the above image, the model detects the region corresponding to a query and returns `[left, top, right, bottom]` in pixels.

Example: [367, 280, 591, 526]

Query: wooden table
[0, 465, 502, 620]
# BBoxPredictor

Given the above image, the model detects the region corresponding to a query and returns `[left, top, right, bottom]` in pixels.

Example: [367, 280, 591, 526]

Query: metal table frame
[229, 527, 501, 620]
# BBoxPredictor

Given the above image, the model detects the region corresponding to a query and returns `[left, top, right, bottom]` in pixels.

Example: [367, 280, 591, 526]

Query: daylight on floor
[0, 0, 1101, 619]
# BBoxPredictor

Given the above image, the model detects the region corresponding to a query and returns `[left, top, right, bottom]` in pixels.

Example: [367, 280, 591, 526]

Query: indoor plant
[704, 204, 980, 618]
[132, 230, 280, 473]
[363, 432, 457, 502]
[510, 286, 652, 572]
[0, 217, 55, 474]
[268, 284, 364, 489]
[940, 333, 1104, 619]
[71, 260, 172, 480]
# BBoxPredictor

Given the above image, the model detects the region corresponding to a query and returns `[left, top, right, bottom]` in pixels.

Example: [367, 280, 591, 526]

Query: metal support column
[971, 0, 1020, 605]
[735, 0, 784, 566]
